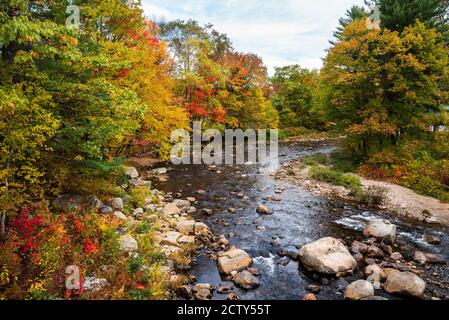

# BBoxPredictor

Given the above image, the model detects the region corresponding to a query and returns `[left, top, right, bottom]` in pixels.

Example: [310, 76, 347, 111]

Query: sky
[141, 0, 366, 75]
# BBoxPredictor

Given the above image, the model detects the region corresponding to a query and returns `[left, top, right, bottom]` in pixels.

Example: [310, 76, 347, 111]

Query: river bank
[275, 156, 449, 226]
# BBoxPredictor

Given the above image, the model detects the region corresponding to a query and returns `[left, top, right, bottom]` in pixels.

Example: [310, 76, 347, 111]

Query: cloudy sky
[141, 0, 366, 74]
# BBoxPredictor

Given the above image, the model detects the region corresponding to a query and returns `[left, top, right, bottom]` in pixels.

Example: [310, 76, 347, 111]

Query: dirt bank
[275, 159, 449, 226]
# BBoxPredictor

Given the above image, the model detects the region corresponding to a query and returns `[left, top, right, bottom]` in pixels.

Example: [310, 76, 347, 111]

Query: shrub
[301, 153, 329, 167]
[309, 166, 362, 193]
[128, 186, 151, 208]
[355, 186, 388, 206]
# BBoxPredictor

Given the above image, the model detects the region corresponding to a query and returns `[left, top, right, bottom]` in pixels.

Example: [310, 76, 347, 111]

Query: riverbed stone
[163, 203, 181, 217]
[413, 251, 428, 265]
[256, 204, 273, 214]
[193, 283, 213, 300]
[383, 271, 427, 298]
[217, 248, 252, 275]
[344, 280, 375, 300]
[119, 234, 138, 253]
[424, 235, 441, 245]
[298, 237, 357, 275]
[176, 220, 196, 235]
[424, 253, 446, 264]
[363, 219, 397, 243]
[303, 293, 317, 300]
[351, 241, 368, 254]
[233, 270, 260, 290]
[161, 231, 183, 246]
[366, 245, 385, 258]
[390, 252, 403, 261]
[365, 264, 387, 282]
[124, 166, 139, 179]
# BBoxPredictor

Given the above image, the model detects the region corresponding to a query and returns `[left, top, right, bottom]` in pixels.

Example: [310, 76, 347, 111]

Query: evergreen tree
[331, 5, 370, 44]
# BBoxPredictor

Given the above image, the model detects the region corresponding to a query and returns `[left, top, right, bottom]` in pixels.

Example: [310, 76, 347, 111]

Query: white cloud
[141, 0, 366, 74]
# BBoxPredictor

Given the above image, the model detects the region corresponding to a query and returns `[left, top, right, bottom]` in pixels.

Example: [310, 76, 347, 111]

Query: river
[154, 140, 449, 300]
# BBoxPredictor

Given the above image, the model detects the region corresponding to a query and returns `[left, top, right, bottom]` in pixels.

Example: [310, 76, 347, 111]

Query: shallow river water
[154, 141, 449, 300]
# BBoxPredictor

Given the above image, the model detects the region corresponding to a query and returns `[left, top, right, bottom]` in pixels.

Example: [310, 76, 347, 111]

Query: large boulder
[53, 194, 103, 213]
[363, 219, 397, 243]
[344, 280, 375, 300]
[233, 270, 260, 290]
[383, 271, 427, 298]
[217, 248, 252, 275]
[298, 237, 357, 275]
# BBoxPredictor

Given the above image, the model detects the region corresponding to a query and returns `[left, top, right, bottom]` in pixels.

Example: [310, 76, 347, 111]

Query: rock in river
[363, 219, 397, 243]
[344, 280, 375, 300]
[383, 271, 427, 298]
[298, 237, 357, 275]
[233, 270, 260, 290]
[256, 204, 273, 214]
[217, 248, 252, 275]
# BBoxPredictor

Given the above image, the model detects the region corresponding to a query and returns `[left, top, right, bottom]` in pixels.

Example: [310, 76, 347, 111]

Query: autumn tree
[320, 20, 449, 156]
[271, 65, 322, 129]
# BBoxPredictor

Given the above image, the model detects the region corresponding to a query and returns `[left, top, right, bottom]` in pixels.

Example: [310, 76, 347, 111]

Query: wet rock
[201, 208, 213, 216]
[233, 270, 260, 290]
[112, 211, 127, 222]
[307, 285, 321, 294]
[193, 283, 213, 300]
[218, 235, 230, 246]
[380, 243, 393, 255]
[226, 293, 241, 300]
[424, 253, 446, 264]
[247, 267, 261, 276]
[344, 280, 374, 300]
[228, 208, 236, 213]
[124, 166, 139, 179]
[82, 277, 109, 293]
[186, 197, 196, 203]
[303, 293, 317, 300]
[256, 204, 273, 215]
[287, 251, 299, 261]
[299, 237, 357, 275]
[367, 245, 385, 259]
[383, 271, 427, 298]
[217, 248, 252, 275]
[217, 286, 233, 294]
[413, 251, 428, 265]
[424, 235, 441, 245]
[363, 219, 397, 244]
[365, 264, 387, 282]
[351, 241, 368, 254]
[390, 252, 403, 261]
[108, 197, 124, 210]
